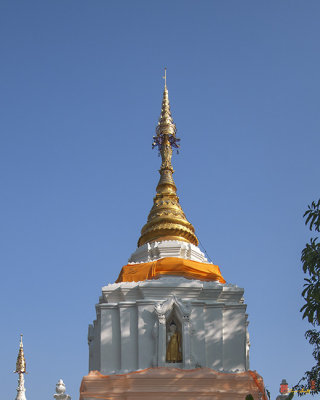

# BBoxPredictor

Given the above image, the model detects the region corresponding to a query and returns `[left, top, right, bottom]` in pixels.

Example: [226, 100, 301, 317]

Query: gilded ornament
[138, 72, 198, 247]
[15, 334, 26, 374]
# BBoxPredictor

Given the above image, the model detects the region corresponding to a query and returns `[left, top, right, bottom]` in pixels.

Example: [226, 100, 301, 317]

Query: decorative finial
[137, 79, 198, 247]
[152, 75, 179, 151]
[15, 334, 26, 374]
[14, 334, 27, 400]
[163, 67, 167, 88]
[54, 379, 71, 400]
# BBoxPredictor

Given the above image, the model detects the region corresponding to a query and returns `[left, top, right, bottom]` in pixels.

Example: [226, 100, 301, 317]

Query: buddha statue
[166, 322, 182, 363]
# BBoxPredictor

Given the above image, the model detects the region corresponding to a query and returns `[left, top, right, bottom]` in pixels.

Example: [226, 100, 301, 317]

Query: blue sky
[1, 1, 319, 399]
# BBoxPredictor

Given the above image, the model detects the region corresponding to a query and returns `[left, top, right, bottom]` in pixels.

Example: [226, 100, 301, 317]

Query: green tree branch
[294, 199, 320, 396]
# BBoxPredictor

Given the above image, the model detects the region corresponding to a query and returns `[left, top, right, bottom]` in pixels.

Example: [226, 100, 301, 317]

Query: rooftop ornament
[138, 69, 198, 248]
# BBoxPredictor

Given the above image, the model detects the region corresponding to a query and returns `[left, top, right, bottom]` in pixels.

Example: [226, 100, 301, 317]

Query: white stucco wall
[88, 276, 249, 374]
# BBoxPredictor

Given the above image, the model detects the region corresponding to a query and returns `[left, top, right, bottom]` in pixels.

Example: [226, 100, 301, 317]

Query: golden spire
[15, 334, 26, 374]
[138, 71, 198, 247]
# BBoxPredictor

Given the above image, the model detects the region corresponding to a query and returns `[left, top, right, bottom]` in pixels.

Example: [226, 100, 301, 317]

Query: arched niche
[154, 295, 192, 368]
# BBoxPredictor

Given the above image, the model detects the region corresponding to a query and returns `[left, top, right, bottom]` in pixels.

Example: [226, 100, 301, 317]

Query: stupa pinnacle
[138, 70, 198, 247]
[15, 334, 27, 374]
[14, 334, 27, 400]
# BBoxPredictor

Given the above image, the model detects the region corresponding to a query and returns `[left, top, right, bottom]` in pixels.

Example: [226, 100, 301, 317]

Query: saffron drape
[116, 257, 226, 283]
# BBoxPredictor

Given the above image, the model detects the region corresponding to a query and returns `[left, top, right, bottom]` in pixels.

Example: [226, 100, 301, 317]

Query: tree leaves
[300, 202, 320, 326]
[300, 273, 320, 325]
[301, 238, 320, 276]
[296, 199, 320, 396]
[303, 199, 320, 232]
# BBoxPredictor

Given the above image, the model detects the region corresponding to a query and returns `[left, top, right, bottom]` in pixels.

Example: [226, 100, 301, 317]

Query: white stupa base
[128, 240, 208, 264]
[88, 276, 250, 375]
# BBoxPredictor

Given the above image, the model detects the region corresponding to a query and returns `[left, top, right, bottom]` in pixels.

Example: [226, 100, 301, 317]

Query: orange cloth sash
[116, 257, 226, 283]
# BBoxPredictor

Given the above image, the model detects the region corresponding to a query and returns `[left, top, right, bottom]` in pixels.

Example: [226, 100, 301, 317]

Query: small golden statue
[166, 322, 182, 363]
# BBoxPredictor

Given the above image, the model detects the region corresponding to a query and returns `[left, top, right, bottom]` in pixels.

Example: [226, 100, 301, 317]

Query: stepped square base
[80, 368, 266, 400]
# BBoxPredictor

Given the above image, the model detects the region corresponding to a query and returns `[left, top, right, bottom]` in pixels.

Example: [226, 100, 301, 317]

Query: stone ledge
[128, 240, 208, 264]
[100, 276, 242, 304]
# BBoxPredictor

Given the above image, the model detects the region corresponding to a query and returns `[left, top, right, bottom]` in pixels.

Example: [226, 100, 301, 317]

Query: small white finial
[54, 379, 71, 400]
